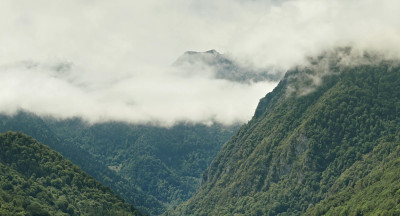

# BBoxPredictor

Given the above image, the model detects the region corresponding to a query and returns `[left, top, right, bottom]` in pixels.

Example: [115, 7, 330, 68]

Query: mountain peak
[173, 49, 282, 83]
[205, 49, 219, 55]
[182, 49, 220, 56]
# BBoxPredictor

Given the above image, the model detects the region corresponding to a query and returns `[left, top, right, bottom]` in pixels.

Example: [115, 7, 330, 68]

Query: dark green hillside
[0, 131, 141, 216]
[45, 120, 238, 212]
[306, 138, 400, 215]
[0, 112, 237, 215]
[0, 112, 163, 215]
[172, 51, 400, 215]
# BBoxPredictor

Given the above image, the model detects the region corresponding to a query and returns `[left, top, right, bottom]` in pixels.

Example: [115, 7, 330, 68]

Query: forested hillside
[0, 113, 237, 215]
[44, 120, 238, 213]
[171, 50, 400, 215]
[0, 131, 141, 216]
[0, 112, 163, 215]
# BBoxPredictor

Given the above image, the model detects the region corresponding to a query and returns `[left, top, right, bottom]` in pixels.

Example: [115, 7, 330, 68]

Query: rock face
[171, 50, 400, 215]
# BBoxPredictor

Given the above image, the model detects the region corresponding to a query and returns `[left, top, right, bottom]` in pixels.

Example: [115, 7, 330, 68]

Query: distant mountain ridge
[173, 49, 283, 83]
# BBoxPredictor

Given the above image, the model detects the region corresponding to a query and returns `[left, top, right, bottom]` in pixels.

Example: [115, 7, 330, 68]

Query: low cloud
[0, 60, 277, 126]
[1, 0, 400, 126]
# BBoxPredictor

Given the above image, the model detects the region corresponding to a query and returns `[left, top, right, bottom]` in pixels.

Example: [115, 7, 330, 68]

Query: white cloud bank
[1, 0, 400, 126]
[0, 61, 276, 126]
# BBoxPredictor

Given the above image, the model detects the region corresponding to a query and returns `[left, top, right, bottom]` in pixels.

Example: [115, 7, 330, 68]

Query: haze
[1, 0, 400, 126]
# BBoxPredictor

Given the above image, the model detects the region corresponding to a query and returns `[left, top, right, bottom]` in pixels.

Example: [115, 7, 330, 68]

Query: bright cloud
[1, 0, 399, 126]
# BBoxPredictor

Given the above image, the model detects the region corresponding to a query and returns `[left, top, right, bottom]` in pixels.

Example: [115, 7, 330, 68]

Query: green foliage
[172, 55, 400, 215]
[0, 113, 164, 215]
[0, 131, 141, 216]
[0, 112, 237, 215]
[46, 121, 238, 214]
[306, 141, 400, 215]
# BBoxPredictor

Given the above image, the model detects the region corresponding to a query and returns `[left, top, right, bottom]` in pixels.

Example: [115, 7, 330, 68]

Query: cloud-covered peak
[1, 0, 400, 126]
[173, 50, 283, 83]
[0, 54, 277, 127]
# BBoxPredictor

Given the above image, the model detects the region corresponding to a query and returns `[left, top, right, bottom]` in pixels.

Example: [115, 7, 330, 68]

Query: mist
[1, 0, 400, 126]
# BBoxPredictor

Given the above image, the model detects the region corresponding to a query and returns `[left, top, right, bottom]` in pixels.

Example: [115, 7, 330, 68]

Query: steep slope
[0, 112, 163, 215]
[0, 131, 141, 216]
[306, 139, 400, 215]
[172, 51, 400, 215]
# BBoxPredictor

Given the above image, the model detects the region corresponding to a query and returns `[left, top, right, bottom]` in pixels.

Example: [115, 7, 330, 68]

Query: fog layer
[1, 0, 400, 126]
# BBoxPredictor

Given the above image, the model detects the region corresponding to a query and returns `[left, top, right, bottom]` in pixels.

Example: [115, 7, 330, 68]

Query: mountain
[171, 49, 400, 215]
[43, 119, 238, 213]
[0, 131, 141, 216]
[173, 49, 282, 83]
[0, 112, 163, 215]
[0, 112, 238, 215]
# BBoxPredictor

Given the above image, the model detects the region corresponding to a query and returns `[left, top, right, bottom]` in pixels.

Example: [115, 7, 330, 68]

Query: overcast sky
[1, 0, 400, 126]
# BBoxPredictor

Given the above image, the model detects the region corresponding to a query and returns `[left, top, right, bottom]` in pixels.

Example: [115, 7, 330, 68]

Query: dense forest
[0, 113, 237, 215]
[0, 131, 141, 216]
[0, 113, 162, 214]
[44, 120, 238, 213]
[2, 48, 400, 216]
[171, 50, 400, 215]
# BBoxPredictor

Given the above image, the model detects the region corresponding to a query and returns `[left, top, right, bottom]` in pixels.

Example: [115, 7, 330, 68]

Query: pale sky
[1, 0, 400, 126]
